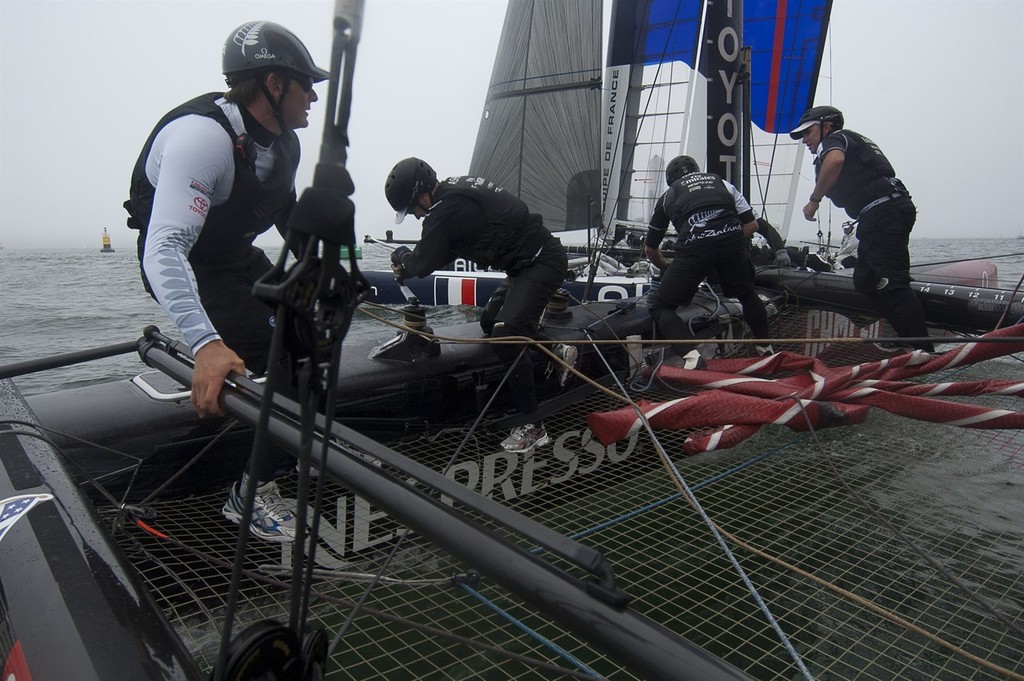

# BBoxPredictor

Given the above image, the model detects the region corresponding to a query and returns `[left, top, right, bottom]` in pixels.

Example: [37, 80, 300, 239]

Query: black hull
[0, 382, 201, 680]
[363, 268, 652, 306]
[26, 294, 746, 503]
[754, 267, 1024, 334]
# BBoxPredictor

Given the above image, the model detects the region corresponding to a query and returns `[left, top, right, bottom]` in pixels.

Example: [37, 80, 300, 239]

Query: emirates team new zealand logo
[233, 21, 266, 57]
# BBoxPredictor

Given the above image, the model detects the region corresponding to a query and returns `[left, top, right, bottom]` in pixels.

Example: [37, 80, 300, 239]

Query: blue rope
[456, 582, 603, 678]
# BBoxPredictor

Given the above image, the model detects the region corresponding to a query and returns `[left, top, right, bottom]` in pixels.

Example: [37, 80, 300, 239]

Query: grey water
[3, 238, 1024, 397]
[0, 244, 471, 396]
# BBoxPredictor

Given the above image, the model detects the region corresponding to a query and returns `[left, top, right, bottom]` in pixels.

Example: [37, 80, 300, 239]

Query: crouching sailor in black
[791, 105, 933, 352]
[643, 155, 773, 358]
[384, 158, 570, 453]
[123, 21, 330, 542]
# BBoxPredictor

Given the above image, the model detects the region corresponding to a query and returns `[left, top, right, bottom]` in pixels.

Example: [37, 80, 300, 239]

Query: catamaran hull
[4, 294, 764, 680]
[754, 267, 1024, 333]
[0, 382, 201, 680]
[25, 295, 754, 503]
[363, 268, 652, 306]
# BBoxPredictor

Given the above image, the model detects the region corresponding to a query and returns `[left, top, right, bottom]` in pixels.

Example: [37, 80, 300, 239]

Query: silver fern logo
[233, 21, 266, 57]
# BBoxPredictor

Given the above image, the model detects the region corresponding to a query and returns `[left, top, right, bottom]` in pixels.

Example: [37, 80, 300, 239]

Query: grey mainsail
[468, 0, 603, 234]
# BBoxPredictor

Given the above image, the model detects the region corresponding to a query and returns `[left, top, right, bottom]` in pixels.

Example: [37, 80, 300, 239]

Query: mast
[703, 0, 744, 189]
[740, 45, 751, 202]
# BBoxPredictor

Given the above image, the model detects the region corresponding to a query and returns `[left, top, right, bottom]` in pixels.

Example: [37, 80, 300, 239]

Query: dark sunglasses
[290, 73, 314, 93]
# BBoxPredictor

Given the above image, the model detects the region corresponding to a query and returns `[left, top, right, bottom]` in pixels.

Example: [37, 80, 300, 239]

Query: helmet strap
[257, 72, 290, 134]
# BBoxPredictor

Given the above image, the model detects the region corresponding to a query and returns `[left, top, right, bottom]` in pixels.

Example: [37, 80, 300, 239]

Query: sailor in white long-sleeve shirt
[123, 20, 328, 542]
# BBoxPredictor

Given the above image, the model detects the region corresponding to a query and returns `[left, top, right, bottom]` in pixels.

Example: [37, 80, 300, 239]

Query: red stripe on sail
[462, 278, 475, 306]
[586, 395, 869, 446]
[765, 0, 789, 131]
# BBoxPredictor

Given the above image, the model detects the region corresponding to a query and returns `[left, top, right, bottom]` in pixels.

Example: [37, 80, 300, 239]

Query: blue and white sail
[744, 0, 833, 236]
[602, 0, 833, 239]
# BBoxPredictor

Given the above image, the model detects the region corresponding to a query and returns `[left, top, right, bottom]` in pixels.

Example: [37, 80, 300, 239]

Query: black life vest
[123, 93, 299, 265]
[429, 176, 548, 270]
[662, 172, 741, 244]
[817, 129, 906, 217]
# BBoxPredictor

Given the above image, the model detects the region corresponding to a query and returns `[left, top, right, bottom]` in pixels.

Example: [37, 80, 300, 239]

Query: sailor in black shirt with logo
[791, 105, 933, 352]
[643, 155, 772, 357]
[384, 157, 570, 453]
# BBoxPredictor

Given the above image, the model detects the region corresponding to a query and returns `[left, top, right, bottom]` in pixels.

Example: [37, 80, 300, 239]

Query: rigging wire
[125, 519, 600, 680]
[579, 329, 815, 681]
[325, 346, 529, 655]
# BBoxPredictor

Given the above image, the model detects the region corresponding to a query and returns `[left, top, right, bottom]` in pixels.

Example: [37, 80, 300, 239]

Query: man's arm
[143, 116, 239, 416]
[401, 199, 484, 277]
[643, 244, 671, 271]
[190, 341, 246, 418]
[803, 149, 845, 220]
[644, 192, 673, 270]
[756, 218, 785, 250]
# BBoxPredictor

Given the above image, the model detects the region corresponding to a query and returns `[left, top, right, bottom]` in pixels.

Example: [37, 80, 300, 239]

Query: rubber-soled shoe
[552, 343, 578, 385]
[501, 424, 551, 452]
[222, 478, 297, 543]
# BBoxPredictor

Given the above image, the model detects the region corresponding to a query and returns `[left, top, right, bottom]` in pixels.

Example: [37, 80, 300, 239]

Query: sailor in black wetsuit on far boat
[384, 158, 571, 453]
[643, 155, 774, 358]
[792, 105, 933, 352]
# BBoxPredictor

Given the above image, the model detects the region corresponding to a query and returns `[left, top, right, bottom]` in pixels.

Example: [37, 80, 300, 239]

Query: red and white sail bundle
[588, 323, 1024, 454]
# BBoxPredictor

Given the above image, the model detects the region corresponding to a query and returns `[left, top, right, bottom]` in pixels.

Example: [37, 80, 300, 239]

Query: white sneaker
[754, 344, 775, 357]
[550, 343, 578, 385]
[222, 478, 297, 542]
[501, 424, 550, 452]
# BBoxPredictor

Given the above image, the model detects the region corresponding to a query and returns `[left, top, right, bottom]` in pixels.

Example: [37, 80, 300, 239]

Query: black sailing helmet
[789, 106, 844, 139]
[665, 155, 701, 186]
[385, 158, 438, 223]
[222, 21, 330, 87]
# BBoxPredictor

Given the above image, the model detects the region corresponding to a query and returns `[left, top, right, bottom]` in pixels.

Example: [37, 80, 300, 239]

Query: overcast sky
[1, 0, 1022, 251]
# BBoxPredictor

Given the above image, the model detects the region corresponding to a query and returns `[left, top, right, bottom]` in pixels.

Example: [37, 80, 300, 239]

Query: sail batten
[484, 74, 602, 103]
